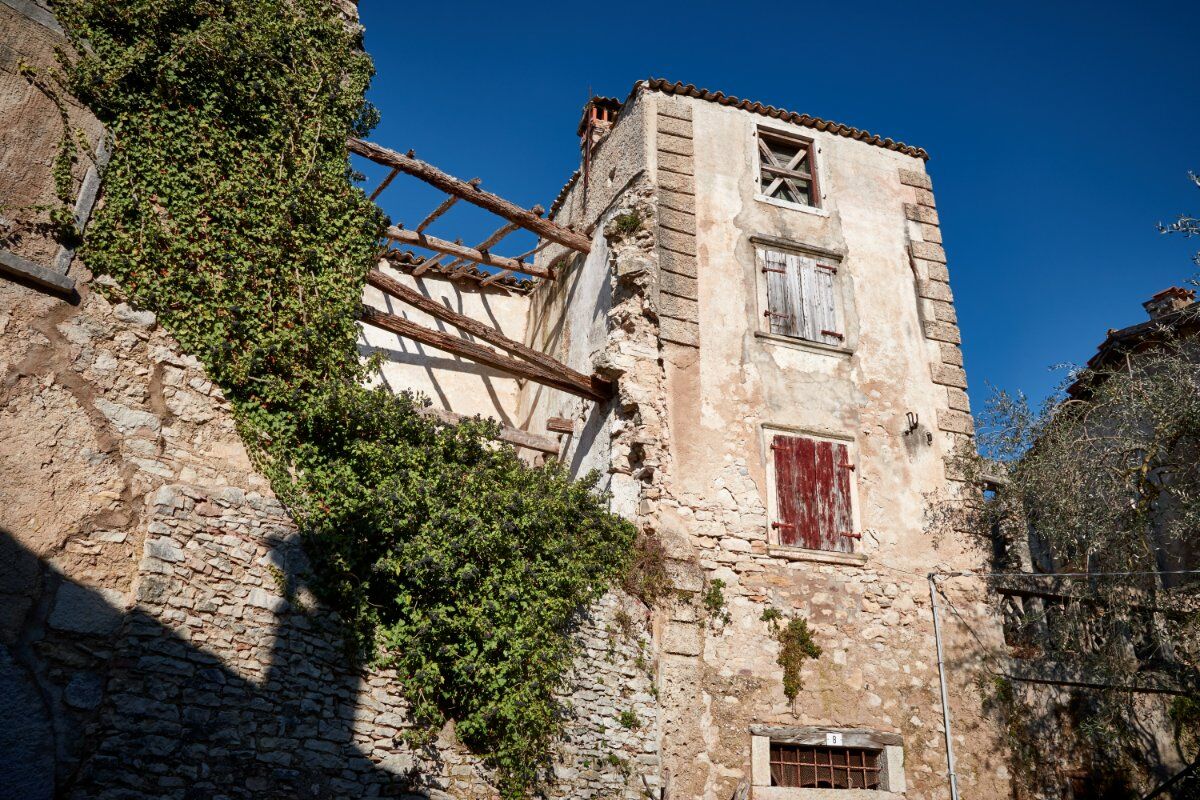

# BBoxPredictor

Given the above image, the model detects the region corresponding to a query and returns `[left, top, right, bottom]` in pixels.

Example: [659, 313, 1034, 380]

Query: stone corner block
[937, 408, 975, 436]
[918, 279, 954, 303]
[931, 363, 968, 389]
[910, 241, 946, 263]
[947, 387, 971, 413]
[660, 316, 700, 348]
[922, 320, 961, 344]
[938, 342, 964, 367]
[898, 168, 933, 190]
[904, 203, 940, 226]
[662, 621, 701, 656]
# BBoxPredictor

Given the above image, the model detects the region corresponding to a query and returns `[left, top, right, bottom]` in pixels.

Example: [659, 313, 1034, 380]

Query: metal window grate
[769, 744, 883, 790]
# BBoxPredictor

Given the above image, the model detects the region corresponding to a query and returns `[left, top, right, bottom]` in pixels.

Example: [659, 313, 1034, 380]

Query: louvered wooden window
[757, 128, 820, 207]
[771, 434, 855, 552]
[758, 247, 842, 346]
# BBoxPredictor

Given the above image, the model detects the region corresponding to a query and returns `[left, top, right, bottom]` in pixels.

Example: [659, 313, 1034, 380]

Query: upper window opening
[770, 744, 883, 790]
[757, 128, 820, 208]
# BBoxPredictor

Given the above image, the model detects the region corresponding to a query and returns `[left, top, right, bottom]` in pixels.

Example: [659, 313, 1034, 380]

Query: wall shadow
[0, 526, 435, 800]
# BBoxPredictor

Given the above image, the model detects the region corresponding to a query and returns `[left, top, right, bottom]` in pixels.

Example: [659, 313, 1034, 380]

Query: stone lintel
[748, 725, 904, 748]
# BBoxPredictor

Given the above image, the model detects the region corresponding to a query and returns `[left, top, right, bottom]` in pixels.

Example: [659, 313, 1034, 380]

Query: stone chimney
[1142, 286, 1196, 320]
[577, 97, 622, 158]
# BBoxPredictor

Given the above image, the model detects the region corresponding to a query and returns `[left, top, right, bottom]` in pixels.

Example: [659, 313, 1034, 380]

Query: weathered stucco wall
[632, 91, 1010, 800]
[360, 262, 529, 425]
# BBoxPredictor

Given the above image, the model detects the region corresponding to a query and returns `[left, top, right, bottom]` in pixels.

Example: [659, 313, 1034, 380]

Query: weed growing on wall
[51, 1, 644, 794]
[777, 617, 821, 702]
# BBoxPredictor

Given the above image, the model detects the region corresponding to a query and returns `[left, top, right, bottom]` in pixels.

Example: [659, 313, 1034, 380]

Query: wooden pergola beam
[366, 269, 612, 399]
[479, 269, 514, 287]
[476, 220, 523, 253]
[359, 305, 611, 402]
[418, 406, 560, 454]
[415, 178, 479, 232]
[368, 167, 400, 201]
[386, 227, 552, 280]
[349, 137, 591, 254]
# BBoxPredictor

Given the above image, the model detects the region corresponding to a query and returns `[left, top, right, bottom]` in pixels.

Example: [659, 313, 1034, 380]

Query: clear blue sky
[357, 0, 1198, 408]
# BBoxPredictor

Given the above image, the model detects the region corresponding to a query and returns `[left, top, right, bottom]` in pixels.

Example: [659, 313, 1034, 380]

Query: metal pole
[929, 573, 961, 800]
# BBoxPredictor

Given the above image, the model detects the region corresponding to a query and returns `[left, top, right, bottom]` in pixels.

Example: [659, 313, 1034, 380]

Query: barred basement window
[757, 245, 842, 347]
[770, 744, 883, 790]
[757, 127, 820, 208]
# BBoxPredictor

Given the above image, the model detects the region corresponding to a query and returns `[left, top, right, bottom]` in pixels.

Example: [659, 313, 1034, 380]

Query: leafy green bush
[52, 0, 644, 794]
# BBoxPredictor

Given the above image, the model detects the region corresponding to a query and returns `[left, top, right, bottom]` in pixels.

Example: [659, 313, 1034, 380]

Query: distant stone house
[0, 0, 1011, 793]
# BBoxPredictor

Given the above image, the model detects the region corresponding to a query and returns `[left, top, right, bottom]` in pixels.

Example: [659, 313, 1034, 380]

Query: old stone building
[1, 0, 1010, 796]
[362, 80, 1012, 798]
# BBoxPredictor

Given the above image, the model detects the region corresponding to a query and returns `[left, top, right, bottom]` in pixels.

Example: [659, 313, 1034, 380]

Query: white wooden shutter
[760, 248, 797, 337]
[812, 264, 841, 346]
[762, 248, 841, 345]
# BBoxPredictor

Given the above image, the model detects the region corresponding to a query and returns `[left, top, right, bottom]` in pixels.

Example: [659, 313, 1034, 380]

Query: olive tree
[931, 324, 1200, 794]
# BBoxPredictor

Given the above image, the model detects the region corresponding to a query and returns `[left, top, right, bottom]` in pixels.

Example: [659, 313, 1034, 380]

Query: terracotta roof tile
[640, 78, 928, 160]
[548, 78, 929, 221]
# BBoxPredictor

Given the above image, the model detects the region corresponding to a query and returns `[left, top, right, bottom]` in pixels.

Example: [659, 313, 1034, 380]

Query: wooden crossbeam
[418, 406, 559, 454]
[349, 138, 591, 254]
[479, 269, 514, 287]
[369, 167, 400, 201]
[386, 227, 551, 280]
[476, 220, 522, 252]
[366, 269, 612, 400]
[415, 178, 479, 232]
[360, 305, 611, 402]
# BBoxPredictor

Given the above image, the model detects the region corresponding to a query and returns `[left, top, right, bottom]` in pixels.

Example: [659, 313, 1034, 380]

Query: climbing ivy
[51, 0, 645, 795]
